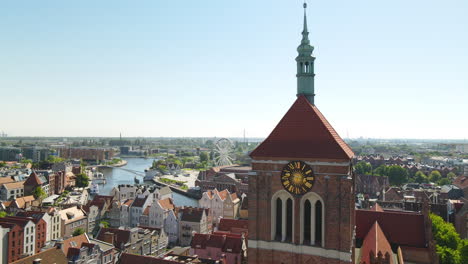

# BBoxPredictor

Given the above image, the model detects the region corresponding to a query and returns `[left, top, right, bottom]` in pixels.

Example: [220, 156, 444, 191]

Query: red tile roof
[24, 171, 43, 186]
[179, 207, 206, 222]
[58, 234, 90, 256]
[191, 233, 244, 254]
[159, 198, 175, 210]
[191, 233, 209, 249]
[206, 234, 225, 248]
[97, 227, 131, 247]
[0, 216, 33, 228]
[10, 248, 67, 264]
[123, 199, 134, 206]
[0, 177, 15, 185]
[119, 253, 222, 264]
[250, 95, 354, 160]
[132, 196, 148, 208]
[453, 175, 468, 189]
[359, 221, 394, 264]
[356, 209, 427, 248]
[67, 247, 81, 258]
[218, 219, 248, 233]
[223, 235, 243, 254]
[370, 203, 384, 212]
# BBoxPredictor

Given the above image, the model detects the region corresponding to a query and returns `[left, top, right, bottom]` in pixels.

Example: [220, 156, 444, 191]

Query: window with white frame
[271, 190, 294, 243]
[300, 192, 324, 247]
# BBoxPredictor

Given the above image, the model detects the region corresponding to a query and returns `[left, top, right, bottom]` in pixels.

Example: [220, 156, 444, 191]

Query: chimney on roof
[102, 232, 115, 245]
[32, 259, 42, 264]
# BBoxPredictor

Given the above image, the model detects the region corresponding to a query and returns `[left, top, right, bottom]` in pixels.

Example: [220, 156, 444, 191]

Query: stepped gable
[250, 95, 354, 160]
[360, 221, 394, 264]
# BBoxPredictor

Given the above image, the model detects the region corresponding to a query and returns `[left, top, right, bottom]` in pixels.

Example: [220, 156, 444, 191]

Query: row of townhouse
[110, 184, 172, 203]
[0, 170, 75, 202]
[0, 201, 124, 264]
[108, 186, 173, 229]
[6, 233, 117, 264]
[199, 188, 241, 224]
[96, 226, 168, 257]
[108, 189, 212, 247]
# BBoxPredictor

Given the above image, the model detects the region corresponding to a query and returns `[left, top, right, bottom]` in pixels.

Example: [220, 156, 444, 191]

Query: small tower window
[315, 200, 323, 246]
[305, 62, 309, 73]
[286, 198, 293, 242]
[275, 198, 282, 241]
[303, 199, 311, 244]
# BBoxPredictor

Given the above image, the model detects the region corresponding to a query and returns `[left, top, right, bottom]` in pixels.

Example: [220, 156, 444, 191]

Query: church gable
[250, 95, 354, 160]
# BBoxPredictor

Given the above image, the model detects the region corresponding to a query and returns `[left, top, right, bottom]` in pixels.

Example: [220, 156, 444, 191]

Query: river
[97, 157, 198, 207]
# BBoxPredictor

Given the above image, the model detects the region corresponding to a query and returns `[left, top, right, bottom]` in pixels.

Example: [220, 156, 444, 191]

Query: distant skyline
[1, 1, 467, 139]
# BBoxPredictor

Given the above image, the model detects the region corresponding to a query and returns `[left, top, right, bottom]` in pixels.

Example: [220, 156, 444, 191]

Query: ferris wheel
[214, 138, 234, 166]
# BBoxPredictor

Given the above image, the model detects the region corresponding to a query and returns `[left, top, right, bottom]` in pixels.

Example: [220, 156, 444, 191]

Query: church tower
[248, 3, 355, 264]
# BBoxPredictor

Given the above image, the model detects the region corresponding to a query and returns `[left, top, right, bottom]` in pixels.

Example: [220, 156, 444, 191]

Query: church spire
[296, 1, 316, 105]
[301, 2, 309, 44]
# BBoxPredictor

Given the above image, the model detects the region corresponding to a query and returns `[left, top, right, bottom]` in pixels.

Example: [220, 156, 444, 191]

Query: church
[248, 3, 355, 264]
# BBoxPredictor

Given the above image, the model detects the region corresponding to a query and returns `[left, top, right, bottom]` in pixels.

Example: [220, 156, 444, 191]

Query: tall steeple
[296, 1, 316, 105]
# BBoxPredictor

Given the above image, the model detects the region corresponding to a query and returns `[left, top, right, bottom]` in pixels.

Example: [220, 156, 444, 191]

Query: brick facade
[248, 160, 354, 264]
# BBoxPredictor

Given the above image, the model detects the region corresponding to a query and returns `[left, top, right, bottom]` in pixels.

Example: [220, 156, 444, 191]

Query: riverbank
[97, 157, 199, 207]
[152, 178, 202, 199]
[94, 159, 128, 168]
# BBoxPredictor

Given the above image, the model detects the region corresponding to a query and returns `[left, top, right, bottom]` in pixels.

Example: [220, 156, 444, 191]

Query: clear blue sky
[1, 0, 467, 139]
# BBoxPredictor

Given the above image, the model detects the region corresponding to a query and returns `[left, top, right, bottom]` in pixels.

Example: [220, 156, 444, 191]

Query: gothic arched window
[275, 197, 282, 241]
[303, 199, 311, 244]
[286, 198, 293, 242]
[271, 190, 295, 243]
[300, 193, 324, 247]
[315, 200, 323, 246]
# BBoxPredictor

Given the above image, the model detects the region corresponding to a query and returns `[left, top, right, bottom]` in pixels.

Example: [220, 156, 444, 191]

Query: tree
[460, 241, 468, 264]
[0, 161, 6, 168]
[430, 213, 468, 264]
[72, 228, 85, 236]
[429, 170, 442, 183]
[437, 246, 461, 264]
[387, 165, 408, 186]
[0, 211, 8, 218]
[47, 155, 64, 164]
[355, 161, 372, 175]
[447, 172, 457, 180]
[414, 171, 429, 184]
[99, 220, 110, 228]
[199, 152, 209, 163]
[439, 178, 451, 186]
[33, 186, 47, 200]
[75, 173, 90, 188]
[374, 165, 388, 176]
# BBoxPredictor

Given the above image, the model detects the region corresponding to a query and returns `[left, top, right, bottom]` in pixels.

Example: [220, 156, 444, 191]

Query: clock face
[281, 161, 315, 195]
